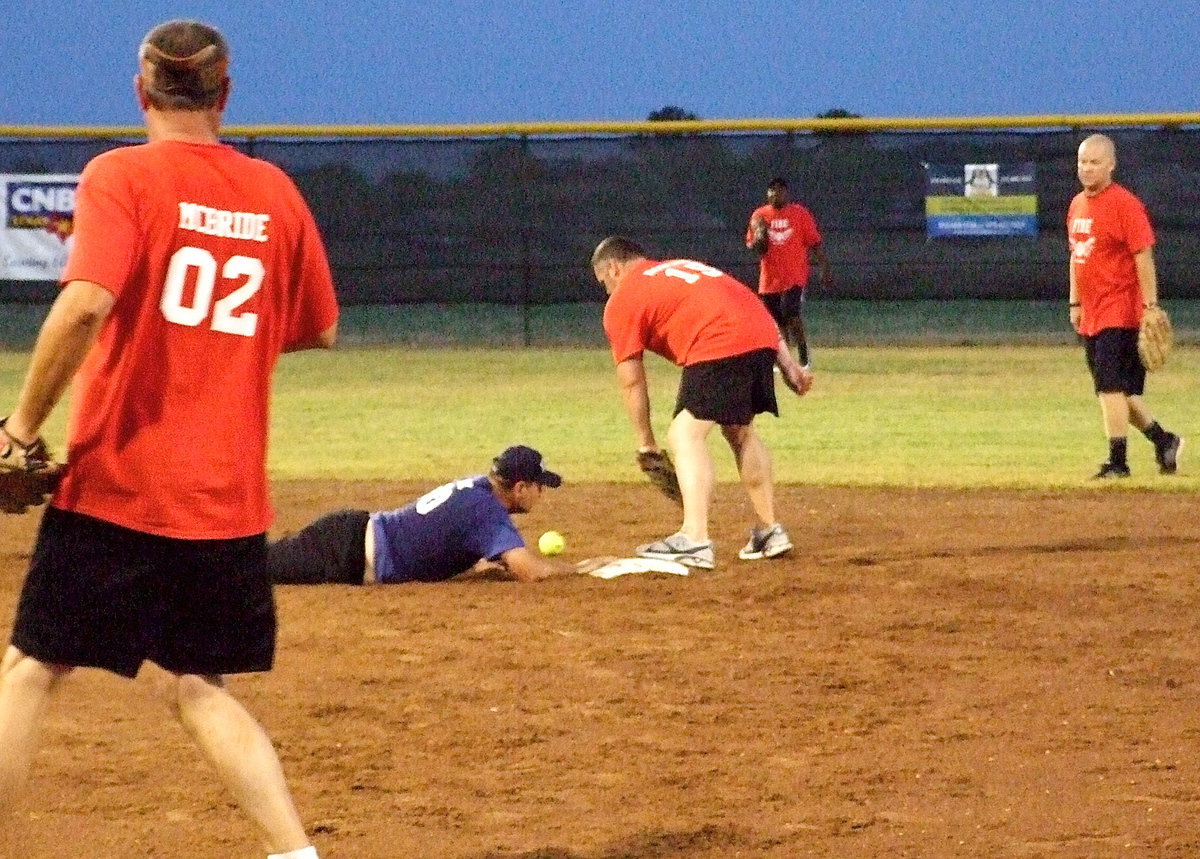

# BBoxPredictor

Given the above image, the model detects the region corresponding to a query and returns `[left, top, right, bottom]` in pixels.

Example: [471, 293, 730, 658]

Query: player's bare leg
[1095, 392, 1133, 475]
[666, 410, 717, 543]
[721, 423, 776, 528]
[1098, 392, 1132, 438]
[168, 673, 312, 855]
[1127, 394, 1154, 432]
[0, 649, 70, 854]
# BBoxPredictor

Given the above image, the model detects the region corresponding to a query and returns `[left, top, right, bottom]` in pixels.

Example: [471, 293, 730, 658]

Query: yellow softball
[538, 530, 566, 556]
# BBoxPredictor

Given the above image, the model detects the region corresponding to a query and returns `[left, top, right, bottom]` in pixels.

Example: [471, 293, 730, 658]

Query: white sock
[268, 847, 319, 859]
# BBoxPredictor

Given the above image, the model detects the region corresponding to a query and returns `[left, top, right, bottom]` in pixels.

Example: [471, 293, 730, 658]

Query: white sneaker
[738, 524, 793, 560]
[636, 532, 715, 569]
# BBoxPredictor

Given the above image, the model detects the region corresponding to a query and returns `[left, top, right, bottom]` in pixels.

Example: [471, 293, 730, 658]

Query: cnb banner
[924, 163, 1037, 237]
[1, 174, 79, 280]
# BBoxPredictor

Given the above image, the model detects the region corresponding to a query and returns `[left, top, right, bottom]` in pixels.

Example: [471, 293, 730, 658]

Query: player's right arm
[614, 357, 657, 451]
[5, 280, 114, 442]
[283, 321, 338, 352]
[497, 546, 578, 581]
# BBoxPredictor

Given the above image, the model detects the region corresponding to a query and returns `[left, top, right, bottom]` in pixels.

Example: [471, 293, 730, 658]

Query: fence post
[518, 134, 532, 347]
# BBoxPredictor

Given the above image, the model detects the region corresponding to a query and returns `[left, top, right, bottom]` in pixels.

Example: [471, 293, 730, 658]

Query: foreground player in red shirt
[1068, 134, 1182, 479]
[0, 21, 337, 859]
[593, 236, 812, 569]
[746, 177, 831, 368]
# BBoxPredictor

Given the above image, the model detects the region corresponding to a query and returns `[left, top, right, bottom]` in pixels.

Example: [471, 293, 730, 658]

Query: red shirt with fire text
[1067, 183, 1154, 337]
[746, 202, 822, 295]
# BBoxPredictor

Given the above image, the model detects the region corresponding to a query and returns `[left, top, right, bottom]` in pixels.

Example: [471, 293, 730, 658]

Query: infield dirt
[1, 481, 1197, 858]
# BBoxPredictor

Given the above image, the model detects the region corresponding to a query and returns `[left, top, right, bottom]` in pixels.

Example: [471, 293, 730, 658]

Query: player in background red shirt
[594, 236, 812, 569]
[746, 177, 832, 368]
[1068, 134, 1181, 479]
[0, 21, 336, 859]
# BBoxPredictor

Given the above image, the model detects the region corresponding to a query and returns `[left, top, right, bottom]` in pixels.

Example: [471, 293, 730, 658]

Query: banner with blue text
[1, 174, 78, 280]
[924, 163, 1037, 237]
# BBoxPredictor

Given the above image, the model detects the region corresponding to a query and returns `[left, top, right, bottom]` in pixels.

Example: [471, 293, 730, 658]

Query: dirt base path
[2, 482, 1197, 858]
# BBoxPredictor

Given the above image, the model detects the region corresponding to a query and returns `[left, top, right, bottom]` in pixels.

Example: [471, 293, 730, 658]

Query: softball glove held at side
[0, 418, 64, 514]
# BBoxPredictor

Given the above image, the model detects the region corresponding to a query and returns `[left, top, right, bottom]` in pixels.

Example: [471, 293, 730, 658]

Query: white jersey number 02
[160, 246, 263, 337]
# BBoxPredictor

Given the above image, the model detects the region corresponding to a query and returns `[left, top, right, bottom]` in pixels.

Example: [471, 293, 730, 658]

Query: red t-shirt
[746, 202, 822, 294]
[603, 258, 779, 367]
[1067, 183, 1155, 337]
[54, 140, 339, 539]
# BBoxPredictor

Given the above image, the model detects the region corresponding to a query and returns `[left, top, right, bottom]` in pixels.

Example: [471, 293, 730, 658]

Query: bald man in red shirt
[1068, 134, 1182, 479]
[593, 236, 812, 569]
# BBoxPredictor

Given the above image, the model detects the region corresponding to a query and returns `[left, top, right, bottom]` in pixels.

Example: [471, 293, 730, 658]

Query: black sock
[1108, 437, 1128, 466]
[1142, 421, 1170, 447]
[797, 340, 810, 366]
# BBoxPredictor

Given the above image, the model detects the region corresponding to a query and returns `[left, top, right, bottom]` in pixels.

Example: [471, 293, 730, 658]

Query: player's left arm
[811, 241, 833, 289]
[1133, 246, 1158, 306]
[284, 321, 338, 353]
[614, 357, 658, 451]
[5, 280, 114, 442]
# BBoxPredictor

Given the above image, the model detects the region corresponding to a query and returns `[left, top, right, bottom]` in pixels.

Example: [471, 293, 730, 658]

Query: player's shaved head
[1077, 134, 1117, 194]
[591, 236, 647, 267]
[1079, 133, 1116, 159]
[139, 20, 229, 111]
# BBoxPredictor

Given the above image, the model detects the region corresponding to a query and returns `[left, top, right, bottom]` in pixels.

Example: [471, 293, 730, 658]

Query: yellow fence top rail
[2, 113, 1199, 140]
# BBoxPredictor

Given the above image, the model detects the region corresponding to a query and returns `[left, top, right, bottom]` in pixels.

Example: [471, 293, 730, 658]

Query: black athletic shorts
[675, 348, 779, 426]
[12, 506, 275, 679]
[266, 509, 370, 585]
[1085, 327, 1145, 395]
[759, 287, 805, 328]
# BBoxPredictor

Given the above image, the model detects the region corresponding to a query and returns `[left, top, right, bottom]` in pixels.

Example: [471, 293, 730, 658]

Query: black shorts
[12, 506, 275, 679]
[1085, 328, 1145, 395]
[267, 509, 369, 585]
[675, 348, 779, 426]
[759, 287, 805, 328]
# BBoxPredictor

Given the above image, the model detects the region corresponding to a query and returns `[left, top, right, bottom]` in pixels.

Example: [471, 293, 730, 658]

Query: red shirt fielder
[56, 139, 338, 538]
[746, 201, 823, 295]
[603, 257, 780, 367]
[1067, 182, 1155, 337]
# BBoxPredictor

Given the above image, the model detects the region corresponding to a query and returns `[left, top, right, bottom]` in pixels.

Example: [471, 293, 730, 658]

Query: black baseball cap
[492, 445, 562, 488]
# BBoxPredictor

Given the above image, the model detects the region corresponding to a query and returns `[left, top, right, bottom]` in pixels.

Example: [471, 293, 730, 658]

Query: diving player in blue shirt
[268, 446, 583, 584]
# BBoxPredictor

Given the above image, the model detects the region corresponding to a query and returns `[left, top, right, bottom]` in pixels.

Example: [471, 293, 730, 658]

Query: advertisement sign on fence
[1, 174, 79, 280]
[925, 163, 1037, 237]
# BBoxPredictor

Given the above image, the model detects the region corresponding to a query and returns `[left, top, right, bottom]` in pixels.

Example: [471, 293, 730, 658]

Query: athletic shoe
[1092, 461, 1131, 479]
[738, 523, 794, 560]
[1155, 433, 1183, 475]
[636, 532, 715, 569]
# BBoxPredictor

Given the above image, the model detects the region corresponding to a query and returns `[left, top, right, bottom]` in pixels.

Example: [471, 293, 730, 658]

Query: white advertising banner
[1, 174, 79, 281]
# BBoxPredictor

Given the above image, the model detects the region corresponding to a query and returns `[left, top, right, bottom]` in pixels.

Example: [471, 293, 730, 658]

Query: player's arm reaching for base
[496, 546, 584, 581]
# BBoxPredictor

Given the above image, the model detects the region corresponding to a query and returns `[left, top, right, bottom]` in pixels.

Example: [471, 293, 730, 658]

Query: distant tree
[815, 108, 863, 121]
[814, 107, 867, 137]
[647, 105, 700, 122]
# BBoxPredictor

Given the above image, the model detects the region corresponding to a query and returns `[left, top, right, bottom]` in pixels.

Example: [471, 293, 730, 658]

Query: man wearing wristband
[1068, 134, 1182, 478]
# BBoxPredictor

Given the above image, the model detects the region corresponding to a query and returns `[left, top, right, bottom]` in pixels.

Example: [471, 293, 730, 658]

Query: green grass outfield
[4, 344, 1194, 491]
[5, 299, 1200, 349]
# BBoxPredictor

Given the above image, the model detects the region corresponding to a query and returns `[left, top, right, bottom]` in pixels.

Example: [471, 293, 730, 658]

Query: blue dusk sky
[4, 1, 1199, 127]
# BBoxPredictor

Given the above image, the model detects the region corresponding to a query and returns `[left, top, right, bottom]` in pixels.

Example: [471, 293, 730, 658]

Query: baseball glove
[0, 418, 64, 514]
[749, 217, 769, 256]
[636, 449, 682, 505]
[1138, 305, 1173, 372]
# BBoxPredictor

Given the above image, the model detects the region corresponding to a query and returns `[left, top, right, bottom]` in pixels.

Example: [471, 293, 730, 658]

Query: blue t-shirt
[369, 475, 524, 583]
